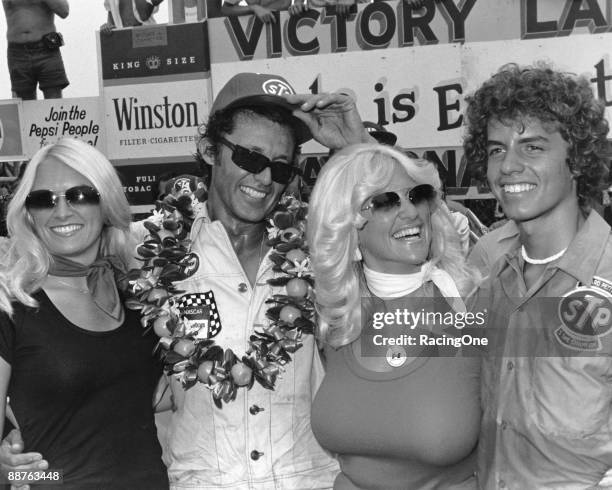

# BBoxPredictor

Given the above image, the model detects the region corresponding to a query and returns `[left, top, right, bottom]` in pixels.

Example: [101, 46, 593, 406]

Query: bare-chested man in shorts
[2, 0, 69, 100]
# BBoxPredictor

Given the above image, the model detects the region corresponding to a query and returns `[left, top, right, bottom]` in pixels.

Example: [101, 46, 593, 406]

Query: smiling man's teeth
[240, 186, 266, 199]
[51, 224, 82, 234]
[393, 226, 420, 239]
[504, 183, 536, 194]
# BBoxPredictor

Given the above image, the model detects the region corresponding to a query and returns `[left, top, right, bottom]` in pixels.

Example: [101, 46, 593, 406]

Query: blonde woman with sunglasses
[0, 138, 168, 489]
[308, 143, 481, 489]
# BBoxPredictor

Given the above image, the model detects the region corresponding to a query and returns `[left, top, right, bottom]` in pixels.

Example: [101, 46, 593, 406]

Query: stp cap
[210, 73, 311, 144]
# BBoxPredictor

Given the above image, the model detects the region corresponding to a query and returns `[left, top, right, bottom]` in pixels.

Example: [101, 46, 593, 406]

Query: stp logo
[180, 252, 200, 278]
[558, 288, 612, 337]
[262, 79, 294, 96]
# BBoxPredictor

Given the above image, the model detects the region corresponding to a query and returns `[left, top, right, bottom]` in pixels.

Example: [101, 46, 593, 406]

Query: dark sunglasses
[219, 136, 300, 185]
[25, 185, 101, 210]
[362, 184, 436, 214]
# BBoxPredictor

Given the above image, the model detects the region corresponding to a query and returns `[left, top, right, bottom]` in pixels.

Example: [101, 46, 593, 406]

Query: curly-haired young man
[466, 63, 612, 489]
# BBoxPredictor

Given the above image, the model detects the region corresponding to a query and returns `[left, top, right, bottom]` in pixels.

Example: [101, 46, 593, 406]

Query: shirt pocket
[529, 357, 612, 439]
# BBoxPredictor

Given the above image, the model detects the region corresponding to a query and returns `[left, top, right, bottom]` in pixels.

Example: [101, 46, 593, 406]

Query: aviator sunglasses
[362, 184, 436, 215]
[219, 136, 300, 185]
[25, 185, 101, 210]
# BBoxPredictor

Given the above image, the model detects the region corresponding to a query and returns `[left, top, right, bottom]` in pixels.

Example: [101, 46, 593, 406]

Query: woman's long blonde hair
[307, 144, 477, 348]
[0, 138, 134, 316]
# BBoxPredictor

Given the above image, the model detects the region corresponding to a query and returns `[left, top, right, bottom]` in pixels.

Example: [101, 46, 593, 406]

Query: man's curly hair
[463, 62, 609, 209]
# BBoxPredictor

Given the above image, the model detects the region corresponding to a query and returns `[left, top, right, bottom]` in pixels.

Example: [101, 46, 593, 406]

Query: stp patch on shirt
[555, 277, 612, 352]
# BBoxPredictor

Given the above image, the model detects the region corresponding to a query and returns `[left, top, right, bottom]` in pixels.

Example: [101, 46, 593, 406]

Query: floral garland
[122, 194, 315, 408]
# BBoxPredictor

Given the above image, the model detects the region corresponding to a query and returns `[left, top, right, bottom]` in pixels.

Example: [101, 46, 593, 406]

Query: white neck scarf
[363, 262, 466, 312]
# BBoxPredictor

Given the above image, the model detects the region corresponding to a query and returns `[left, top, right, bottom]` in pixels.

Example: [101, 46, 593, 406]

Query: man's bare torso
[2, 0, 58, 43]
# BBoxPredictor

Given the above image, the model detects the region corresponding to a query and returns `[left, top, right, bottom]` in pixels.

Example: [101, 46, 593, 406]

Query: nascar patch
[177, 291, 222, 340]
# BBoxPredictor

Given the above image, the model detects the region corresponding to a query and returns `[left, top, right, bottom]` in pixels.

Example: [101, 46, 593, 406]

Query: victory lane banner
[208, 0, 612, 62]
[21, 97, 105, 158]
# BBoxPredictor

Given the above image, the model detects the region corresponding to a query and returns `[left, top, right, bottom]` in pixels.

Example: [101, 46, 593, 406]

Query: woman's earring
[353, 247, 362, 261]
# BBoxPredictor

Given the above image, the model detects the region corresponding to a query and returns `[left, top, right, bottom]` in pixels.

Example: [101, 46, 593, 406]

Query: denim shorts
[7, 43, 69, 96]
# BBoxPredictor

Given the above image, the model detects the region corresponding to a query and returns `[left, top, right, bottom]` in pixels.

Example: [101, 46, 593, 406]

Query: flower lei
[122, 194, 315, 408]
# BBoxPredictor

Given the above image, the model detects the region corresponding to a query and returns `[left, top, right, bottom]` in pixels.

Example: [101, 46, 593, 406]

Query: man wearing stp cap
[160, 72, 370, 489]
[465, 63, 612, 489]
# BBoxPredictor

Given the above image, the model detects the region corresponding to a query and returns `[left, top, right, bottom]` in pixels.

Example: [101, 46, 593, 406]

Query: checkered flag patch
[177, 291, 222, 338]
